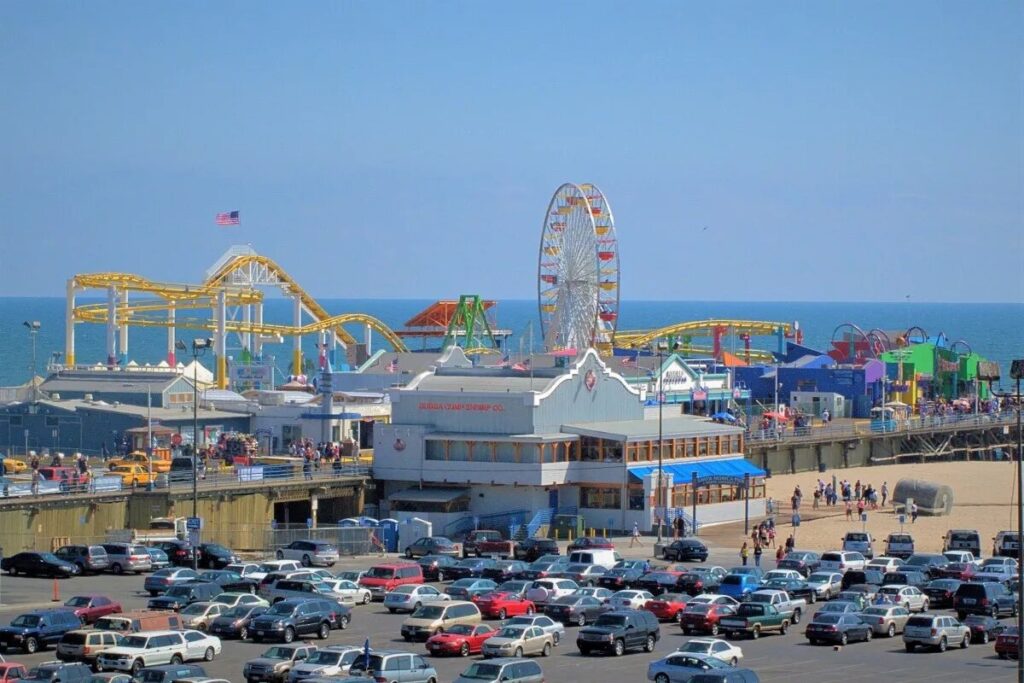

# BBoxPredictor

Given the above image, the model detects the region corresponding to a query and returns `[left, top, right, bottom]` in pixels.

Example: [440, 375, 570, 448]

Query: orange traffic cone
[51, 577, 60, 602]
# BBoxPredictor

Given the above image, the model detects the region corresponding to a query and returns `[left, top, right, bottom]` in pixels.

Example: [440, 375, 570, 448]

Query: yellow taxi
[108, 451, 171, 473]
[107, 464, 157, 487]
[3, 459, 28, 475]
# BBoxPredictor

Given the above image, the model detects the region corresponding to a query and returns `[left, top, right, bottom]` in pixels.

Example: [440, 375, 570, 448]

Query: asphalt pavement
[0, 539, 1016, 683]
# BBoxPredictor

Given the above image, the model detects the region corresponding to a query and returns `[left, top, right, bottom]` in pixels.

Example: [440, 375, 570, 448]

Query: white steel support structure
[118, 289, 129, 366]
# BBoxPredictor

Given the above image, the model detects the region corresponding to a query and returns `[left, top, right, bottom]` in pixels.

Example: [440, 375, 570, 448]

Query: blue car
[719, 574, 761, 601]
[447, 558, 497, 580]
[647, 652, 730, 683]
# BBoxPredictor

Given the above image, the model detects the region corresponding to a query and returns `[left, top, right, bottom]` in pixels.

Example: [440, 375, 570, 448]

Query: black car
[1, 552, 79, 578]
[150, 540, 196, 567]
[923, 579, 963, 608]
[417, 554, 461, 582]
[134, 663, 206, 683]
[881, 570, 927, 588]
[196, 543, 238, 569]
[805, 613, 872, 645]
[577, 609, 661, 656]
[902, 553, 950, 580]
[513, 538, 560, 563]
[249, 598, 340, 642]
[544, 594, 606, 626]
[53, 545, 109, 574]
[636, 571, 685, 597]
[22, 661, 91, 682]
[598, 567, 645, 591]
[954, 581, 1017, 618]
[662, 539, 709, 562]
[759, 578, 817, 603]
[447, 558, 496, 580]
[147, 581, 220, 610]
[963, 614, 1009, 644]
[777, 551, 821, 578]
[677, 567, 726, 595]
[0, 609, 83, 654]
[208, 604, 269, 640]
[195, 569, 258, 593]
[482, 560, 530, 582]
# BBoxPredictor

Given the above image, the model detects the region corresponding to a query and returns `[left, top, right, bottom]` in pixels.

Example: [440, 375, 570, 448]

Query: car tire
[131, 659, 143, 675]
[808, 592, 816, 604]
[613, 639, 624, 656]
[204, 646, 215, 661]
[514, 647, 523, 658]
[655, 675, 670, 683]
[405, 549, 413, 559]
[839, 632, 848, 646]
[388, 608, 397, 614]
[284, 627, 295, 643]
[809, 638, 819, 645]
[249, 585, 256, 595]
[339, 614, 350, 630]
[362, 593, 371, 605]
[780, 621, 789, 635]
[751, 625, 761, 639]
[961, 633, 970, 649]
[710, 624, 719, 636]
[497, 609, 507, 620]
[865, 629, 872, 642]
[938, 636, 947, 652]
[578, 647, 591, 656]
[644, 635, 656, 653]
[24, 637, 38, 654]
[982, 632, 989, 644]
[170, 654, 182, 665]
[112, 563, 123, 575]
[301, 555, 312, 567]
[887, 623, 896, 638]
[542, 642, 552, 657]
[460, 642, 470, 657]
[239, 626, 249, 640]
[577, 613, 587, 627]
[149, 590, 159, 597]
[436, 571, 445, 582]
[319, 622, 330, 639]
[275, 550, 284, 559]
[905, 642, 915, 652]
[792, 609, 801, 625]
[682, 627, 691, 635]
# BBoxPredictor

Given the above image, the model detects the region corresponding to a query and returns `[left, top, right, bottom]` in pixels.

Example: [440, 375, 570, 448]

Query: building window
[628, 486, 645, 510]
[45, 416, 59, 427]
[425, 442, 445, 461]
[580, 486, 621, 510]
[580, 437, 601, 461]
[10, 415, 22, 426]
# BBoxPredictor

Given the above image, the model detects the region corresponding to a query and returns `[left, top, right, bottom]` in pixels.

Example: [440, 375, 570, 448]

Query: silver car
[903, 614, 971, 652]
[858, 605, 911, 637]
[383, 584, 450, 613]
[805, 572, 843, 600]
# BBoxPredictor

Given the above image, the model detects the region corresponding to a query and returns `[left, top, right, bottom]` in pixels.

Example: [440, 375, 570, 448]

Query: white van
[568, 549, 621, 569]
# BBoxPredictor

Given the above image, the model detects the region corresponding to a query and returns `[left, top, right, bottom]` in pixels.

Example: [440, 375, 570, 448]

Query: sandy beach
[724, 461, 1021, 556]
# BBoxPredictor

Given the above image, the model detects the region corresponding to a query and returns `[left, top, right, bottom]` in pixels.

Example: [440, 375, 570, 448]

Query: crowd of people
[288, 438, 358, 479]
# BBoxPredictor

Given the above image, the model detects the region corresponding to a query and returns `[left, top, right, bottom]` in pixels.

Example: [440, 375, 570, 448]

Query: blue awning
[629, 457, 766, 483]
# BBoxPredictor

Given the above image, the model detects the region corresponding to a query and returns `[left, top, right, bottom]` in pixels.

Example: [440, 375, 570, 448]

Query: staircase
[443, 509, 530, 540]
[666, 507, 700, 535]
[510, 508, 553, 541]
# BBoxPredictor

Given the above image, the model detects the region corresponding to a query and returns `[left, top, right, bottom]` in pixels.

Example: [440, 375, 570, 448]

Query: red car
[996, 626, 1021, 660]
[0, 664, 28, 683]
[645, 592, 690, 623]
[475, 592, 537, 619]
[567, 537, 615, 552]
[425, 623, 497, 656]
[680, 603, 737, 636]
[63, 595, 122, 624]
[939, 562, 977, 580]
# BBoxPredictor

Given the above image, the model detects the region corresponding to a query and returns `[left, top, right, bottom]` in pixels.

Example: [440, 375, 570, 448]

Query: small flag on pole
[216, 211, 240, 226]
[387, 358, 398, 373]
[621, 356, 635, 367]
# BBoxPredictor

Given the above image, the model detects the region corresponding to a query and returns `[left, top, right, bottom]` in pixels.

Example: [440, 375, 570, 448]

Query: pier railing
[746, 410, 1018, 444]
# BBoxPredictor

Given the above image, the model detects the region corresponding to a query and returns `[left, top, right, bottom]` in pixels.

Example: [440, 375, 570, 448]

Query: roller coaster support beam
[215, 290, 227, 389]
[106, 285, 117, 367]
[167, 303, 176, 366]
[242, 303, 251, 358]
[253, 303, 264, 360]
[119, 289, 129, 367]
[712, 325, 726, 361]
[65, 279, 80, 366]
[292, 294, 303, 374]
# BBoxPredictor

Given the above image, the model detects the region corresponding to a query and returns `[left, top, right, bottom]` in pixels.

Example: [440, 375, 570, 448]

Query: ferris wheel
[538, 182, 621, 351]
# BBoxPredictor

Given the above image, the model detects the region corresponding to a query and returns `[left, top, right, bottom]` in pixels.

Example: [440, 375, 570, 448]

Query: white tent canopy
[180, 360, 214, 386]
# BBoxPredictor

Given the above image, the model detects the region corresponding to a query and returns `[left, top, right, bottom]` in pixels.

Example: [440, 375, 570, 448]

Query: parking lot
[0, 541, 1016, 682]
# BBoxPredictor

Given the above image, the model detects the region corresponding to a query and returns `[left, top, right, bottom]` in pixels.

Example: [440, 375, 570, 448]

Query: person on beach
[775, 545, 785, 564]
[630, 522, 642, 547]
[911, 502, 919, 523]
[753, 543, 763, 568]
[740, 542, 749, 566]
[881, 482, 889, 507]
[845, 500, 853, 520]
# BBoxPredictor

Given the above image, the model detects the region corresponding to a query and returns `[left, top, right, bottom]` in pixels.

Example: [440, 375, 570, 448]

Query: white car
[526, 579, 578, 605]
[942, 551, 980, 567]
[819, 551, 866, 573]
[805, 572, 844, 600]
[688, 594, 740, 607]
[675, 638, 744, 666]
[275, 540, 340, 567]
[979, 557, 1018, 577]
[573, 587, 613, 601]
[212, 592, 269, 609]
[876, 585, 929, 613]
[607, 590, 654, 610]
[287, 645, 365, 682]
[505, 614, 566, 645]
[383, 584, 450, 613]
[225, 562, 262, 578]
[181, 629, 222, 661]
[319, 579, 372, 605]
[761, 569, 803, 582]
[97, 630, 190, 672]
[867, 557, 905, 573]
[249, 560, 302, 581]
[290, 569, 336, 582]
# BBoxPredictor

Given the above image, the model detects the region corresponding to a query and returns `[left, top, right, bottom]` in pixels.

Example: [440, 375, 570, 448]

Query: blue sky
[1, 2, 1020, 302]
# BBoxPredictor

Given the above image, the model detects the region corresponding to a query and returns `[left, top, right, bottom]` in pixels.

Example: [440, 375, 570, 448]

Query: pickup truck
[743, 590, 806, 625]
[718, 603, 791, 639]
[462, 530, 513, 559]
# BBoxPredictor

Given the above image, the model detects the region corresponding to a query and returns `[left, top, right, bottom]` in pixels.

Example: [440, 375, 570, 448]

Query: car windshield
[365, 567, 395, 578]
[10, 615, 40, 627]
[262, 646, 297, 659]
[166, 586, 191, 596]
[224, 606, 256, 618]
[306, 651, 343, 664]
[499, 581, 528, 592]
[646, 572, 677, 583]
[685, 604, 712, 614]
[414, 605, 445, 619]
[815, 614, 842, 624]
[677, 641, 711, 653]
[267, 603, 296, 616]
[180, 603, 208, 615]
[846, 533, 869, 541]
[808, 573, 834, 583]
[258, 563, 283, 572]
[447, 624, 475, 635]
[496, 627, 526, 638]
[861, 607, 888, 616]
[822, 602, 854, 612]
[460, 663, 502, 680]
[65, 596, 91, 606]
[457, 559, 480, 568]
[566, 564, 590, 572]
[122, 635, 148, 648]
[595, 614, 626, 626]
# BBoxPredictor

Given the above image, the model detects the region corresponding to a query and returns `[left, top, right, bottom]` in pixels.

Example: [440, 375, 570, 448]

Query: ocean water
[0, 297, 1020, 387]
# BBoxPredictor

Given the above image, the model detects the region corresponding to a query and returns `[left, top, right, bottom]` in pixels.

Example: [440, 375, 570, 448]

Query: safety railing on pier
[746, 410, 1018, 444]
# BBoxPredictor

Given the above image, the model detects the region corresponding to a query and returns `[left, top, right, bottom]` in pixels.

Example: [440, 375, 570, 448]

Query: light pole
[177, 338, 211, 571]
[22, 321, 40, 402]
[656, 342, 666, 544]
[122, 383, 153, 490]
[1011, 359, 1024, 683]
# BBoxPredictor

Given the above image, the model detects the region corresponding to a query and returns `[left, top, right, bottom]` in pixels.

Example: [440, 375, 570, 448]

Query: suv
[196, 543, 238, 569]
[148, 582, 221, 610]
[994, 530, 1021, 558]
[21, 662, 91, 682]
[841, 532, 875, 559]
[249, 599, 337, 642]
[359, 563, 424, 600]
[53, 545, 109, 574]
[275, 541, 339, 568]
[150, 540, 196, 567]
[0, 609, 83, 653]
[243, 643, 316, 683]
[100, 543, 152, 575]
[953, 581, 1017, 619]
[96, 631, 189, 674]
[576, 609, 660, 656]
[818, 551, 866, 573]
[884, 533, 915, 559]
[943, 530, 981, 557]
[56, 629, 123, 666]
[454, 657, 544, 683]
[348, 651, 438, 683]
[903, 614, 971, 652]
[513, 539, 559, 563]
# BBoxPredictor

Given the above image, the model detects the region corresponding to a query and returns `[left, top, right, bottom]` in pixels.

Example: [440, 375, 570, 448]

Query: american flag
[387, 358, 398, 373]
[621, 355, 636, 367]
[216, 211, 240, 226]
[498, 355, 511, 368]
[512, 358, 531, 372]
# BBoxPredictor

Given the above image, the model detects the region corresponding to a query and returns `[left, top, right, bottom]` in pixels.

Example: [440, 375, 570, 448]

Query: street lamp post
[177, 338, 211, 571]
[1011, 359, 1024, 683]
[22, 321, 40, 402]
[656, 342, 667, 544]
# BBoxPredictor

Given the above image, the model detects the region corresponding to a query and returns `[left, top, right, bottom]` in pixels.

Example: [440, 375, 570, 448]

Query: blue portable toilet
[378, 518, 400, 553]
[338, 518, 361, 528]
[358, 516, 379, 527]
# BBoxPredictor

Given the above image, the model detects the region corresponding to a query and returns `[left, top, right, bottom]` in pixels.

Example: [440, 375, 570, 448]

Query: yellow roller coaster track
[614, 319, 792, 348]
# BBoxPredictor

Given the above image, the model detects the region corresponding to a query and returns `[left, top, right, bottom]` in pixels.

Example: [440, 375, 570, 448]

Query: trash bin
[818, 462, 827, 473]
[551, 514, 584, 539]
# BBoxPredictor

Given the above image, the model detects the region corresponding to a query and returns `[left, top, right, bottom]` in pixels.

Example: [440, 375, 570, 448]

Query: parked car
[776, 551, 820, 577]
[572, 586, 612, 601]
[242, 643, 317, 683]
[275, 541, 339, 568]
[757, 578, 816, 604]
[513, 538, 559, 563]
[677, 567, 727, 596]
[448, 558, 498, 581]
[954, 581, 1017, 618]
[196, 544, 238, 570]
[91, 610, 181, 635]
[675, 638, 744, 666]
[841, 532, 875, 559]
[818, 551, 866, 573]
[404, 537, 460, 559]
[417, 555, 460, 582]
[597, 566, 645, 591]
[1, 552, 79, 578]
[150, 541, 195, 568]
[62, 595, 121, 624]
[903, 614, 971, 652]
[145, 568, 201, 596]
[877, 585, 929, 612]
[645, 593, 692, 623]
[504, 615, 565, 644]
[348, 651, 437, 683]
[54, 545, 109, 574]
[543, 594, 605, 626]
[804, 613, 872, 645]
[178, 602, 226, 632]
[881, 570, 927, 588]
[474, 592, 536, 620]
[133, 664, 207, 683]
[401, 601, 482, 641]
[313, 579, 370, 605]
[99, 544, 151, 575]
[96, 631, 191, 675]
[962, 614, 1009, 645]
[482, 561, 530, 583]
[208, 605, 268, 641]
[211, 592, 267, 610]
[995, 625, 1021, 659]
[884, 533, 916, 559]
[552, 563, 606, 587]
[687, 670, 760, 683]
[567, 537, 615, 552]
[0, 609, 83, 653]
[384, 585, 450, 613]
[680, 603, 737, 636]
[286, 645, 365, 681]
[148, 583, 221, 611]
[646, 652, 729, 682]
[426, 623, 496, 656]
[358, 563, 424, 601]
[21, 662, 91, 682]
[866, 557, 906, 574]
[144, 548, 171, 571]
[636, 571, 686, 597]
[942, 529, 981, 557]
[923, 579, 963, 608]
[0, 664, 29, 682]
[225, 563, 262, 579]
[56, 628, 124, 665]
[249, 561, 302, 582]
[805, 572, 843, 600]
[606, 590, 654, 611]
[858, 604, 911, 637]
[482, 625, 554, 658]
[718, 575, 760, 601]
[525, 579, 578, 606]
[462, 531, 513, 560]
[454, 657, 543, 683]
[577, 609, 660, 656]
[903, 553, 950, 580]
[445, 579, 498, 602]
[662, 539, 709, 562]
[249, 599, 340, 643]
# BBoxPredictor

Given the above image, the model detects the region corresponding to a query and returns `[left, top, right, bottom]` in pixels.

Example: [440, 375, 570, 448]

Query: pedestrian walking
[31, 468, 40, 495]
[785, 535, 795, 553]
[630, 522, 642, 547]
[881, 482, 889, 507]
[753, 543, 763, 568]
[740, 542, 749, 566]
[857, 498, 866, 516]
[812, 488, 821, 509]
[775, 545, 785, 564]
[768, 527, 776, 548]
[910, 502, 918, 523]
[845, 500, 853, 520]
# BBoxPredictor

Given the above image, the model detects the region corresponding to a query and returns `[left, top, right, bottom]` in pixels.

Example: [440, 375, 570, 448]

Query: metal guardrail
[746, 411, 1017, 444]
[264, 525, 377, 556]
